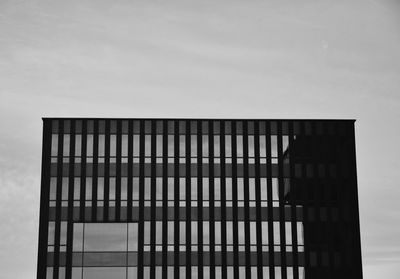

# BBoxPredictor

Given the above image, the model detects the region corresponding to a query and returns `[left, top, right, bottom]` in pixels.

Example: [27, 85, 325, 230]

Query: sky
[0, 0, 400, 278]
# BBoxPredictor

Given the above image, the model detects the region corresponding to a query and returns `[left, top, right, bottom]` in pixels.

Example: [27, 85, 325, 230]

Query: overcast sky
[1, 0, 400, 278]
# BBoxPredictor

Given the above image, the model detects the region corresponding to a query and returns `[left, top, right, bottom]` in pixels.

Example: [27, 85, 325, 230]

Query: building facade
[37, 118, 363, 279]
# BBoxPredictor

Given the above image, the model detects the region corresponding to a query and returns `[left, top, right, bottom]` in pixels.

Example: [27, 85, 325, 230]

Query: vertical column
[209, 121, 215, 279]
[104, 120, 110, 221]
[242, 121, 251, 277]
[197, 120, 204, 279]
[150, 120, 157, 279]
[220, 122, 227, 279]
[231, 122, 239, 279]
[138, 120, 145, 279]
[116, 120, 122, 221]
[37, 119, 52, 279]
[162, 121, 168, 279]
[266, 121, 275, 279]
[174, 120, 180, 279]
[66, 120, 76, 279]
[289, 121, 299, 279]
[278, 121, 287, 279]
[53, 120, 63, 279]
[254, 121, 263, 279]
[186, 120, 192, 278]
[92, 121, 99, 222]
[127, 120, 133, 222]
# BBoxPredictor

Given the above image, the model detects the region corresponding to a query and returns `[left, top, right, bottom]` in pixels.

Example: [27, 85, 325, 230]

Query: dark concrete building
[37, 118, 362, 279]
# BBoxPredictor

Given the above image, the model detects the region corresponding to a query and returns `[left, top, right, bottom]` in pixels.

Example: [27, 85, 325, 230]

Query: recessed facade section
[37, 118, 362, 279]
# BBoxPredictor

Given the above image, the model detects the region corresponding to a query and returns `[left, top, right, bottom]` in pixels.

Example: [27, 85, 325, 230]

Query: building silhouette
[37, 118, 363, 279]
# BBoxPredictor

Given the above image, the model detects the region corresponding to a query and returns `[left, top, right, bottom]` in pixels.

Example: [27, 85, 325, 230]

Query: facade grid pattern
[37, 119, 362, 279]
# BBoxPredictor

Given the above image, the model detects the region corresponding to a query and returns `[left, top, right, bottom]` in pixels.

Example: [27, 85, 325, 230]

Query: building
[37, 118, 363, 279]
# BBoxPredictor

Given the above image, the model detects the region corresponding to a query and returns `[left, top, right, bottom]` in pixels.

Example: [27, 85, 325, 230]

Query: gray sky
[1, 0, 400, 278]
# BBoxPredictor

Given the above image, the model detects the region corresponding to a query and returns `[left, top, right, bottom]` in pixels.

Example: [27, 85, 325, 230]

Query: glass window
[51, 134, 58, 156]
[144, 267, 150, 279]
[168, 221, 174, 244]
[272, 178, 279, 201]
[275, 267, 281, 279]
[282, 136, 289, 153]
[297, 222, 304, 245]
[225, 135, 232, 157]
[109, 178, 116, 200]
[168, 135, 174, 157]
[261, 221, 268, 245]
[191, 135, 197, 157]
[250, 222, 256, 245]
[83, 267, 125, 279]
[75, 134, 82, 157]
[261, 178, 267, 200]
[144, 178, 151, 200]
[63, 134, 70, 157]
[237, 135, 243, 157]
[87, 135, 93, 157]
[273, 222, 280, 245]
[248, 135, 254, 157]
[60, 221, 67, 245]
[191, 221, 198, 244]
[249, 178, 255, 201]
[62, 178, 69, 200]
[180, 221, 186, 244]
[128, 223, 138, 251]
[144, 222, 151, 245]
[192, 267, 198, 279]
[127, 267, 137, 279]
[48, 221, 55, 245]
[215, 221, 221, 245]
[214, 178, 221, 201]
[122, 135, 128, 157]
[179, 135, 185, 157]
[179, 178, 186, 201]
[50, 178, 57, 200]
[286, 222, 292, 245]
[238, 221, 245, 245]
[73, 223, 84, 251]
[191, 178, 197, 200]
[121, 178, 127, 200]
[97, 178, 104, 200]
[226, 178, 232, 200]
[156, 221, 163, 245]
[203, 222, 209, 245]
[168, 267, 174, 279]
[156, 178, 162, 200]
[156, 135, 163, 157]
[110, 135, 117, 157]
[180, 267, 186, 278]
[74, 178, 80, 200]
[84, 223, 127, 251]
[132, 178, 139, 200]
[133, 135, 140, 157]
[271, 136, 278, 158]
[227, 222, 233, 245]
[203, 178, 209, 201]
[260, 135, 266, 157]
[59, 267, 66, 279]
[72, 267, 82, 279]
[214, 135, 220, 157]
[98, 135, 105, 157]
[85, 178, 92, 201]
[237, 178, 244, 200]
[168, 178, 174, 200]
[239, 267, 245, 279]
[202, 135, 209, 157]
